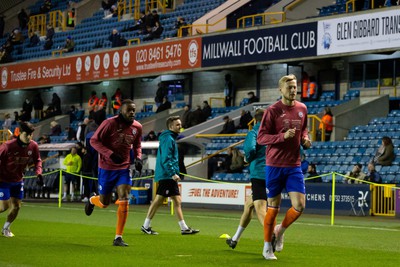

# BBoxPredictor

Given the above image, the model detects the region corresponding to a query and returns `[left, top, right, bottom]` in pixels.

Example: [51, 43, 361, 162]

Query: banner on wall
[0, 37, 202, 90]
[317, 9, 400, 55]
[201, 22, 317, 67]
[180, 182, 251, 205]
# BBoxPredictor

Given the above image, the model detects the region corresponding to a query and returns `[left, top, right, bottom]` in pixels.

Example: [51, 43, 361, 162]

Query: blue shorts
[0, 181, 24, 200]
[98, 168, 131, 195]
[265, 166, 305, 198]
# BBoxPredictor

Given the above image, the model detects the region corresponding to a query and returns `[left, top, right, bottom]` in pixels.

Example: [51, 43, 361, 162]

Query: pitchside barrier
[23, 170, 400, 224]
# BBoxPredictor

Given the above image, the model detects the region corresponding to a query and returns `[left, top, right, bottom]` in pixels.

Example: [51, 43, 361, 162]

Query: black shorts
[156, 179, 180, 197]
[64, 173, 79, 185]
[251, 178, 267, 201]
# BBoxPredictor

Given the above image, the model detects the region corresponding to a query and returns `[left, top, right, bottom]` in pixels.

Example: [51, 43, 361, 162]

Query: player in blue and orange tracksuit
[0, 122, 42, 238]
[257, 74, 311, 260]
[86, 99, 142, 247]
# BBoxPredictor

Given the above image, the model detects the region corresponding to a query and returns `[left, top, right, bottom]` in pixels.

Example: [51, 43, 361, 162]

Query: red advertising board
[1, 37, 202, 90]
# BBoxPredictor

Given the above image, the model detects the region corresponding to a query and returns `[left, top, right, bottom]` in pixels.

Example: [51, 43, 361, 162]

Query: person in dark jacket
[32, 93, 44, 119]
[201, 101, 212, 121]
[220, 116, 236, 134]
[108, 29, 126, 48]
[156, 96, 171, 113]
[22, 98, 33, 121]
[236, 110, 253, 130]
[51, 93, 62, 115]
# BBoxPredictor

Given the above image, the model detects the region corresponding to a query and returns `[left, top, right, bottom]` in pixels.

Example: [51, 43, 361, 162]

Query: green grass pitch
[0, 202, 399, 267]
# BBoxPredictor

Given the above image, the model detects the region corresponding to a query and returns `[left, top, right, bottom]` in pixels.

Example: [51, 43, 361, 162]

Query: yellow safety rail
[28, 14, 47, 37]
[370, 184, 396, 216]
[237, 12, 286, 29]
[128, 38, 141, 45]
[49, 10, 66, 31]
[52, 50, 64, 57]
[345, 0, 356, 12]
[133, 0, 140, 20]
[187, 136, 245, 168]
[179, 16, 227, 37]
[145, 0, 166, 14]
[308, 114, 326, 142]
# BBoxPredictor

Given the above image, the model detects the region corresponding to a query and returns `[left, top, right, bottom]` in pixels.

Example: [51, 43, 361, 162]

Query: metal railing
[237, 12, 286, 29]
[28, 14, 47, 37]
[179, 16, 227, 37]
[370, 184, 396, 216]
[49, 10, 65, 31]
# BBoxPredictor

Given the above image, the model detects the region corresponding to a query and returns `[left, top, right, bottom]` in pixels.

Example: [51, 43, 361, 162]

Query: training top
[257, 100, 308, 167]
[90, 115, 142, 170]
[154, 130, 179, 182]
[0, 138, 42, 183]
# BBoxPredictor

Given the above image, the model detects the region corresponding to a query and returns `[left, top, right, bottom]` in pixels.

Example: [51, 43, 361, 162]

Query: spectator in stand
[22, 98, 33, 121]
[111, 88, 123, 114]
[32, 93, 44, 120]
[366, 162, 382, 183]
[154, 82, 168, 107]
[98, 92, 108, 111]
[9, 28, 24, 45]
[219, 115, 236, 134]
[2, 113, 12, 140]
[62, 36, 75, 53]
[49, 121, 62, 136]
[143, 21, 164, 41]
[18, 9, 29, 30]
[247, 91, 260, 104]
[236, 110, 253, 130]
[0, 41, 13, 63]
[202, 101, 212, 121]
[12, 111, 19, 125]
[226, 147, 245, 173]
[123, 11, 147, 34]
[317, 107, 333, 141]
[306, 163, 322, 183]
[51, 93, 62, 115]
[181, 105, 193, 129]
[190, 105, 204, 127]
[62, 147, 82, 201]
[67, 105, 77, 123]
[174, 17, 188, 37]
[43, 24, 55, 50]
[101, 0, 115, 17]
[373, 136, 395, 166]
[151, 10, 160, 25]
[64, 126, 77, 141]
[224, 74, 235, 107]
[103, 4, 118, 19]
[144, 130, 158, 141]
[40, 0, 52, 14]
[345, 163, 366, 184]
[156, 96, 171, 113]
[28, 30, 40, 47]
[88, 91, 99, 112]
[94, 105, 107, 126]
[308, 76, 318, 100]
[108, 29, 126, 48]
[76, 118, 89, 143]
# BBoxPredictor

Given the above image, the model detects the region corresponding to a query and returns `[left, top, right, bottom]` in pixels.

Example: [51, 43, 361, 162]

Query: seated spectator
[373, 136, 395, 166]
[9, 28, 24, 45]
[19, 110, 30, 122]
[108, 29, 126, 48]
[62, 36, 75, 53]
[174, 17, 188, 37]
[0, 41, 12, 63]
[103, 4, 118, 19]
[247, 91, 260, 104]
[101, 0, 114, 17]
[43, 24, 55, 50]
[219, 116, 236, 134]
[49, 121, 62, 136]
[201, 101, 212, 121]
[306, 163, 322, 183]
[67, 105, 77, 122]
[65, 126, 77, 141]
[345, 163, 367, 184]
[28, 30, 40, 47]
[143, 21, 164, 41]
[123, 11, 147, 34]
[365, 162, 382, 184]
[12, 111, 19, 125]
[156, 96, 171, 113]
[236, 110, 253, 129]
[190, 105, 205, 126]
[144, 130, 158, 141]
[226, 147, 245, 173]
